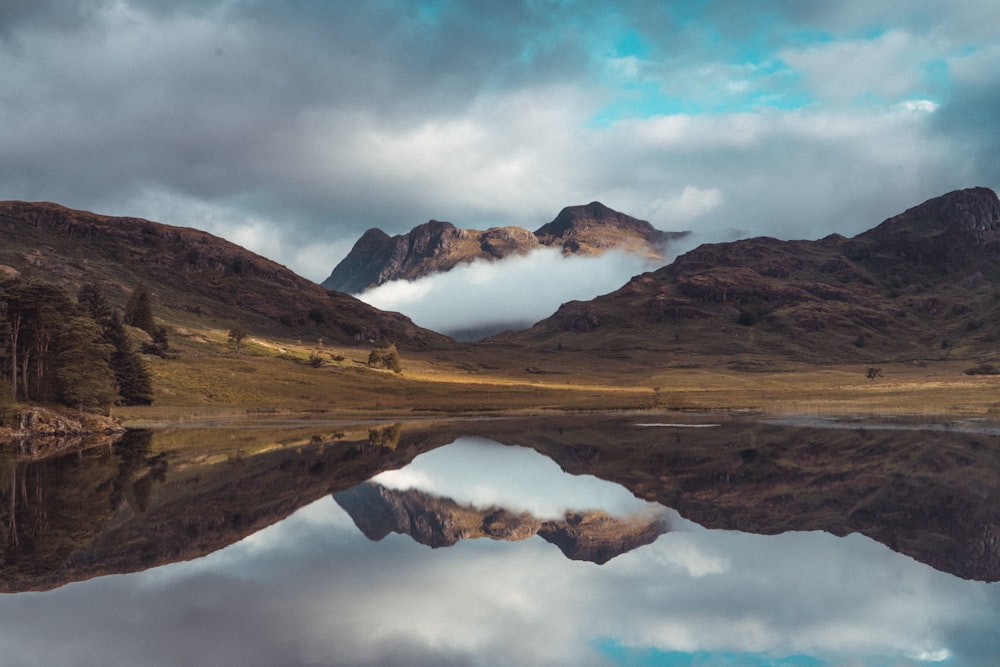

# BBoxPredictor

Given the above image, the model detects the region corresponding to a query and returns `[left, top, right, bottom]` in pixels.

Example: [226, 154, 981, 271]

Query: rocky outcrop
[322, 202, 689, 293]
[852, 186, 1000, 271]
[333, 481, 670, 564]
[535, 201, 685, 255]
[0, 407, 124, 458]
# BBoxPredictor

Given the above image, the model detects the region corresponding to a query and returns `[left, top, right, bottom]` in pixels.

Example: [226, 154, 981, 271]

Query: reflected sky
[372, 436, 657, 519]
[0, 437, 997, 667]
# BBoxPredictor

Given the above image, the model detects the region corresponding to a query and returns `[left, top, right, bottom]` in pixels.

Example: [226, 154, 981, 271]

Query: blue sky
[1, 0, 998, 288]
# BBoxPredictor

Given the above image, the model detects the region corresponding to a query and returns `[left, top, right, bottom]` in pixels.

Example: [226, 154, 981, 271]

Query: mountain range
[322, 201, 688, 293]
[495, 187, 1000, 363]
[3, 187, 1000, 365]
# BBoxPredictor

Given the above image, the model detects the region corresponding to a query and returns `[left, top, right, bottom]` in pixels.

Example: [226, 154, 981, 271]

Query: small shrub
[368, 344, 402, 373]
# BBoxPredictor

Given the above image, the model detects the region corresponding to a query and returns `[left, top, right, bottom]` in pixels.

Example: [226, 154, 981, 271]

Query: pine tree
[124, 285, 155, 333]
[55, 316, 118, 411]
[78, 283, 114, 326]
[106, 313, 153, 405]
[78, 284, 153, 405]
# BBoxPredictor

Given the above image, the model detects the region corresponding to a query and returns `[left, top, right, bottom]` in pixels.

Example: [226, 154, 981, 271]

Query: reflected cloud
[0, 430, 998, 666]
[372, 437, 654, 519]
[0, 490, 995, 666]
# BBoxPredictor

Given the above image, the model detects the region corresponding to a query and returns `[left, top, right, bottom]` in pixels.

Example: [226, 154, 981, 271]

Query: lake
[1, 414, 998, 666]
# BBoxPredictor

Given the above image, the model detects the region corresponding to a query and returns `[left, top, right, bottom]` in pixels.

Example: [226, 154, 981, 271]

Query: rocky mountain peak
[903, 186, 1000, 238]
[322, 202, 688, 293]
[856, 187, 1000, 271]
[534, 201, 674, 252]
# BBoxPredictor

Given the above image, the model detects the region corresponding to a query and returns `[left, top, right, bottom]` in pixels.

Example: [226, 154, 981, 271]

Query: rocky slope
[333, 481, 670, 564]
[494, 187, 1000, 363]
[322, 202, 688, 293]
[0, 201, 452, 349]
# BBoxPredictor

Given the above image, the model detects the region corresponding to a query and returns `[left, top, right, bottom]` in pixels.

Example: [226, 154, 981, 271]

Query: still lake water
[1, 415, 998, 666]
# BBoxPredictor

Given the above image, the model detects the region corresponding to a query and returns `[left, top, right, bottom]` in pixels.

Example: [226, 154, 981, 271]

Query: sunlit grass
[115, 323, 1000, 426]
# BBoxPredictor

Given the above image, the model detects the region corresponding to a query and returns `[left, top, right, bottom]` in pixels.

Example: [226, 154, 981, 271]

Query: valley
[4, 188, 1000, 426]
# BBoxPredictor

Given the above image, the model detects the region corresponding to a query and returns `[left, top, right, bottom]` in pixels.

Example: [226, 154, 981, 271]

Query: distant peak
[868, 187, 1000, 244]
[905, 187, 1000, 232]
[535, 201, 644, 239]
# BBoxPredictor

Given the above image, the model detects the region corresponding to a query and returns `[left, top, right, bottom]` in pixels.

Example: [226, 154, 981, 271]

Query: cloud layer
[1, 0, 998, 304]
[357, 247, 670, 338]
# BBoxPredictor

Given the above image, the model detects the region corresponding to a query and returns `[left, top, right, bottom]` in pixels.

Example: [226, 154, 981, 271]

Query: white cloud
[779, 30, 931, 104]
[647, 185, 725, 224]
[357, 247, 666, 338]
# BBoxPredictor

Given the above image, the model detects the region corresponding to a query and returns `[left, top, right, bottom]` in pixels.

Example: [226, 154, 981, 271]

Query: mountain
[0, 201, 451, 349]
[333, 481, 670, 564]
[322, 202, 688, 293]
[494, 187, 1000, 363]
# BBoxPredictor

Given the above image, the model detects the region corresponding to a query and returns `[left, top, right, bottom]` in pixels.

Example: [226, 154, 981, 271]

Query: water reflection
[335, 439, 672, 563]
[0, 416, 998, 666]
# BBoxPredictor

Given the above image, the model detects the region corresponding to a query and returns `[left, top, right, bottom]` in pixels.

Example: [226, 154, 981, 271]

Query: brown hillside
[0, 201, 452, 349]
[492, 188, 1000, 363]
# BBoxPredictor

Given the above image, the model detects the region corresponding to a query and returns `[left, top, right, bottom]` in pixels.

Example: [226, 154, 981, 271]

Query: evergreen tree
[124, 284, 169, 356]
[78, 284, 154, 405]
[124, 285, 155, 332]
[228, 324, 248, 358]
[78, 283, 114, 326]
[55, 316, 118, 411]
[106, 312, 153, 405]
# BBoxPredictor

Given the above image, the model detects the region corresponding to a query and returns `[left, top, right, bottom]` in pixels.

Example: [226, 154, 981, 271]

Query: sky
[2, 1, 999, 324]
[0, 436, 997, 666]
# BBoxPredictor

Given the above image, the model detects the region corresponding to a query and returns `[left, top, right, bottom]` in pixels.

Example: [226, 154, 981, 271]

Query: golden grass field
[114, 323, 1000, 427]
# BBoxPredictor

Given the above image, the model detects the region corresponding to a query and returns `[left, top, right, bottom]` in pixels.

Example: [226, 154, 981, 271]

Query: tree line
[0, 278, 155, 411]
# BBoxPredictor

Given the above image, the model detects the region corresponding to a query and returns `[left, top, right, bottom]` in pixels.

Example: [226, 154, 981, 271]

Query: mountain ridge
[0, 200, 452, 349]
[322, 202, 688, 293]
[493, 187, 1000, 363]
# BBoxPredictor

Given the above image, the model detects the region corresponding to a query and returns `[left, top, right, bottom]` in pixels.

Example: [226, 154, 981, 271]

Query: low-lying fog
[355, 246, 683, 340]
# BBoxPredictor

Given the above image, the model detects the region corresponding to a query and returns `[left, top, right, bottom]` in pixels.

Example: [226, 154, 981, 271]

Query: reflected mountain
[2, 413, 1000, 592]
[335, 481, 670, 564]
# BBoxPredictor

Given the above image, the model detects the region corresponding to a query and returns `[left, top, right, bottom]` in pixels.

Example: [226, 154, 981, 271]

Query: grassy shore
[112, 324, 1000, 426]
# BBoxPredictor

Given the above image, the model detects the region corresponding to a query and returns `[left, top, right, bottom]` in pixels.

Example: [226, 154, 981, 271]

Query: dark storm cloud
[931, 70, 1000, 188]
[1, 0, 998, 287]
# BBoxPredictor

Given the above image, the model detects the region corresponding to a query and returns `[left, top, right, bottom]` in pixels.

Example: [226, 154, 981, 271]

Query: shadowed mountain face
[322, 202, 688, 293]
[495, 187, 1000, 362]
[333, 481, 670, 564]
[0, 201, 452, 349]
